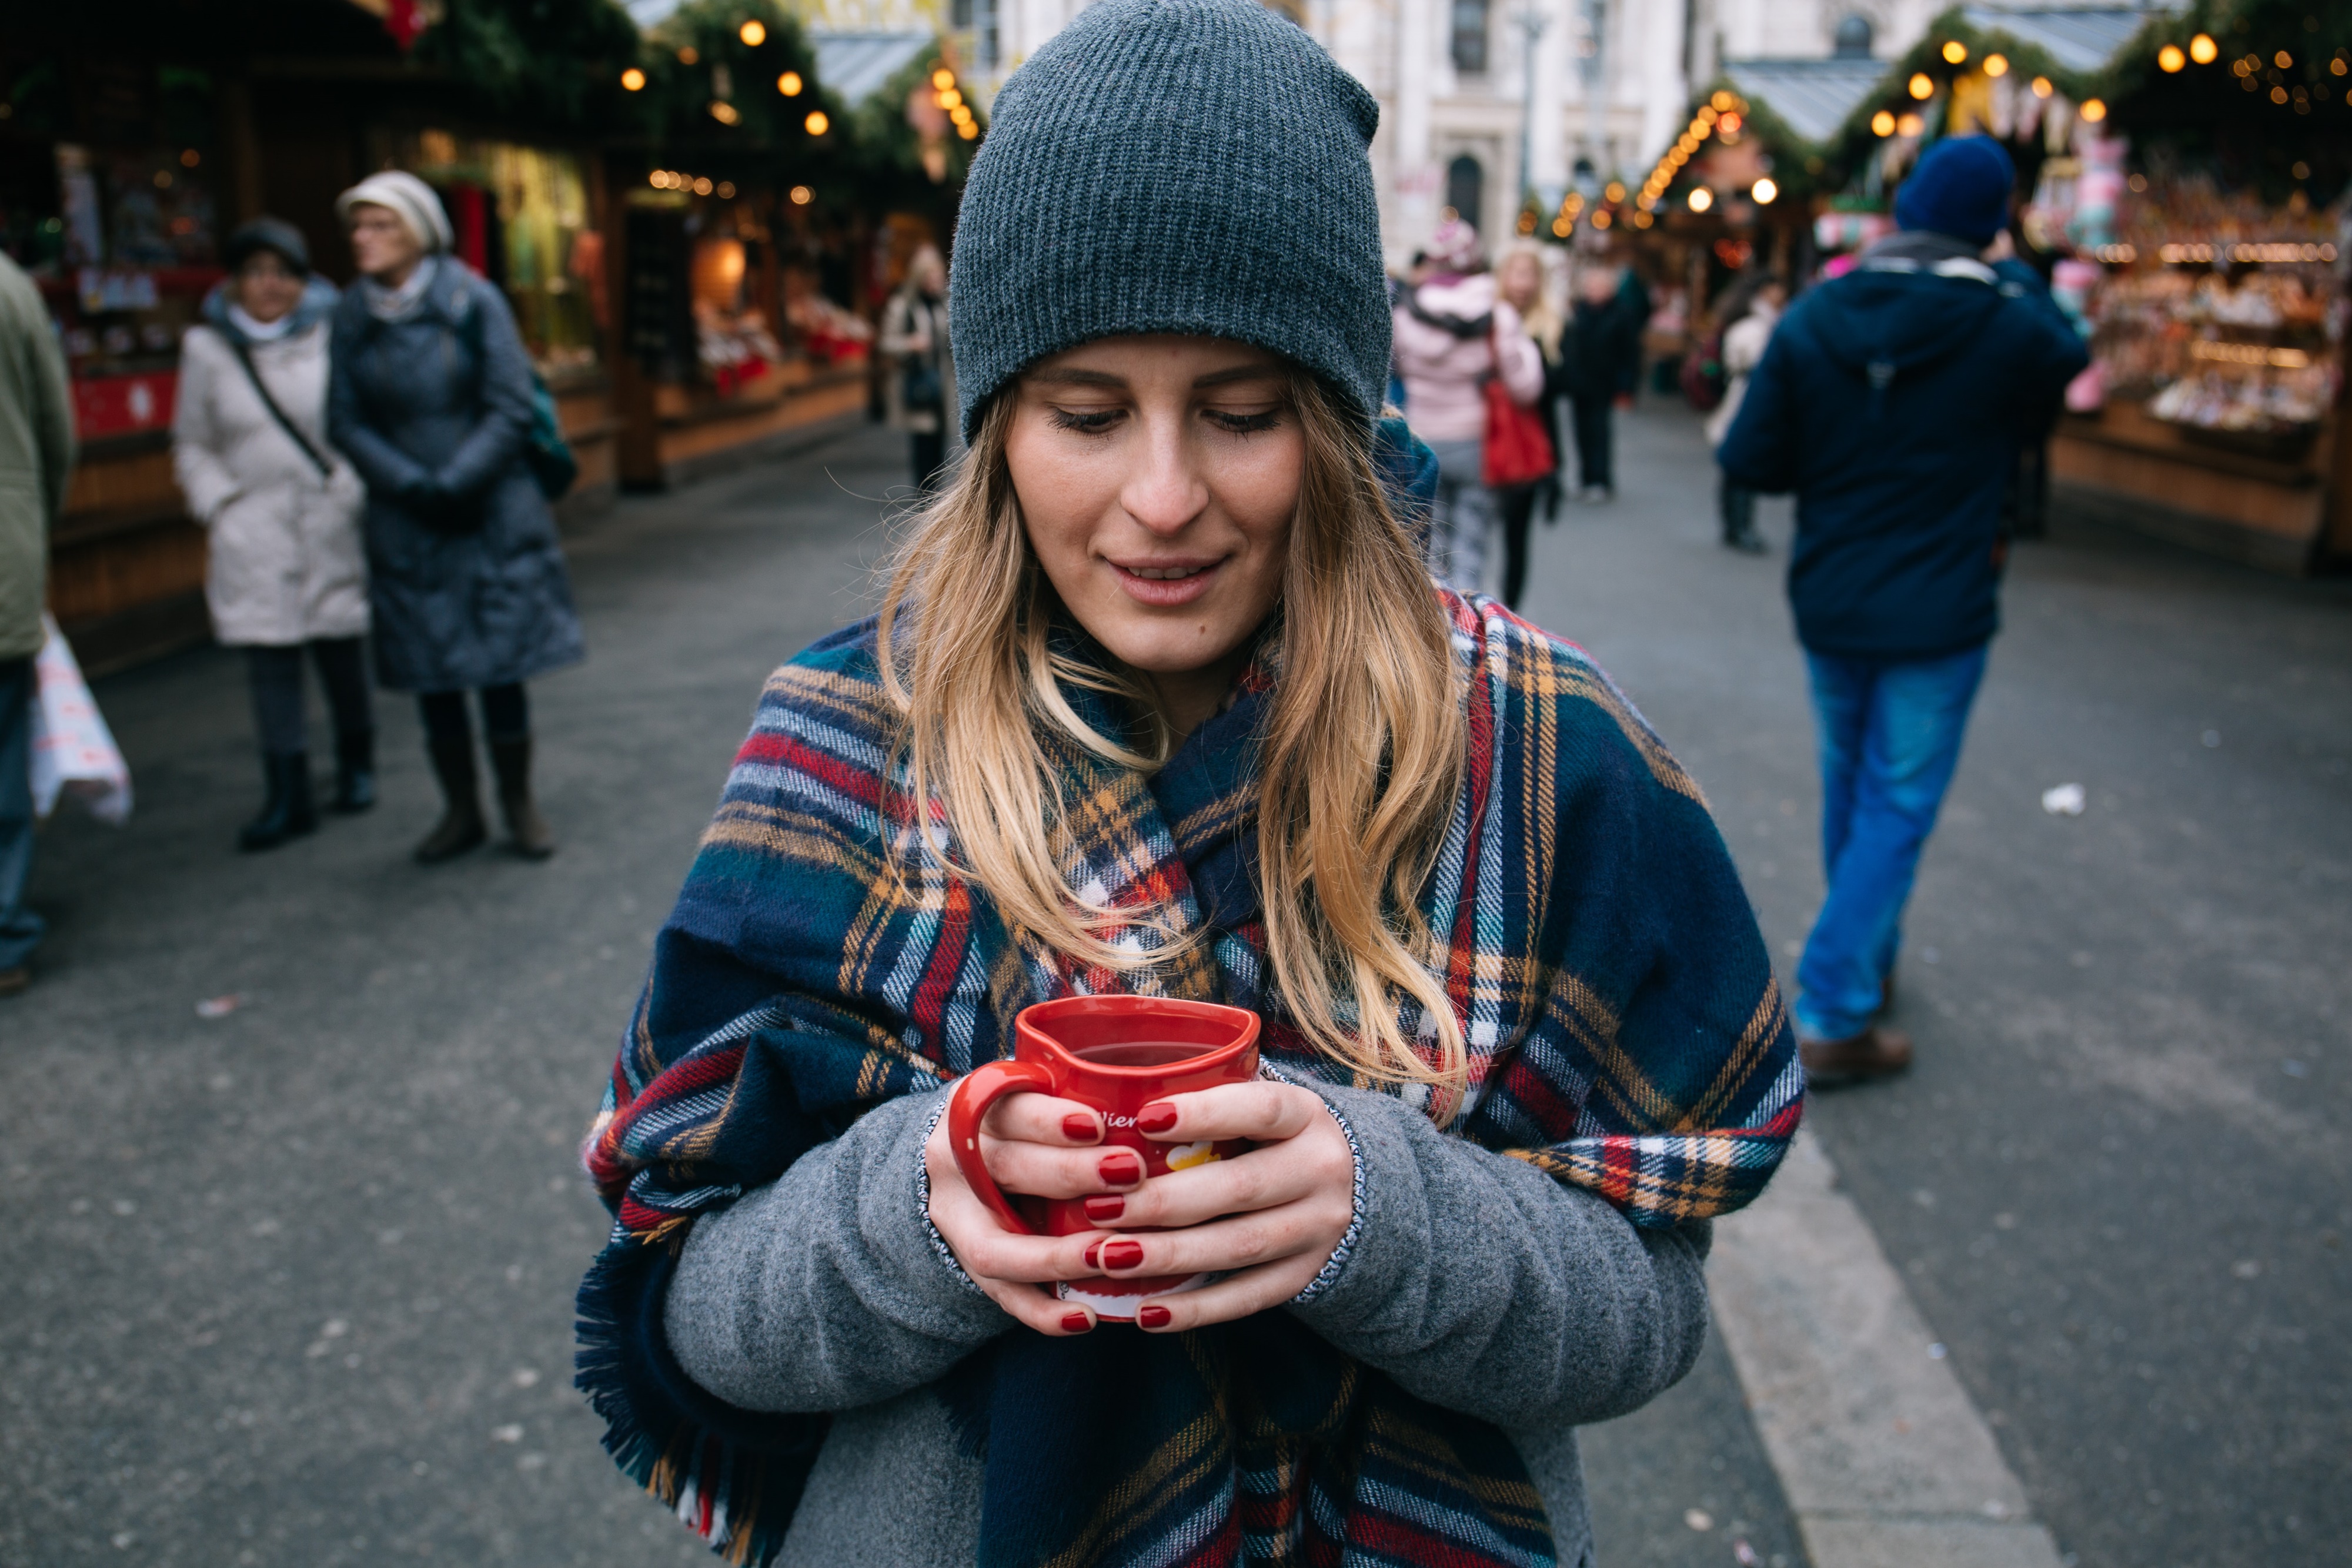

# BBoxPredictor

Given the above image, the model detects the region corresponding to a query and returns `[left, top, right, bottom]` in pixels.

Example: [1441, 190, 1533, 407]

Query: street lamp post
[1513, 7, 1549, 216]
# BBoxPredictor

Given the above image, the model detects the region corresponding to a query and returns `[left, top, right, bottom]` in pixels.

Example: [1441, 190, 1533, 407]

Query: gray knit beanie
[948, 0, 1389, 439]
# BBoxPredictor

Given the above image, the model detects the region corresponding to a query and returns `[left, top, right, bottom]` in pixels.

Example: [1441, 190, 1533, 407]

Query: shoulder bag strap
[226, 333, 334, 479]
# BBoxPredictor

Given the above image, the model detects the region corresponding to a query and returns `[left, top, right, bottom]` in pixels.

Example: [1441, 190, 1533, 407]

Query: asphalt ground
[2, 420, 1800, 1567]
[1518, 402, 2351, 1568]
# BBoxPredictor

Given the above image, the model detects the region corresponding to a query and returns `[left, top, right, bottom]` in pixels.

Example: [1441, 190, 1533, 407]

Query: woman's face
[348, 203, 425, 281]
[233, 250, 304, 324]
[1007, 335, 1300, 705]
[1498, 252, 1541, 312]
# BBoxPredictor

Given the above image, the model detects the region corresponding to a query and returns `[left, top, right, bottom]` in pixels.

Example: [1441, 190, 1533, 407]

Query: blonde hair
[876, 368, 1472, 1112]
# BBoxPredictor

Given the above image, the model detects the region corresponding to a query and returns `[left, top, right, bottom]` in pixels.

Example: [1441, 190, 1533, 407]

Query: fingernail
[1098, 1152, 1142, 1186]
[1083, 1194, 1124, 1222]
[1138, 1305, 1172, 1329]
[1060, 1310, 1093, 1334]
[1135, 1102, 1178, 1135]
[1062, 1113, 1101, 1143]
[1083, 1240, 1102, 1270]
[1101, 1238, 1145, 1271]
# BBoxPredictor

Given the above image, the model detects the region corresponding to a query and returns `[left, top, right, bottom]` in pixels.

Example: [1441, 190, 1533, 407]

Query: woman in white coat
[1704, 274, 1785, 556]
[173, 218, 373, 850]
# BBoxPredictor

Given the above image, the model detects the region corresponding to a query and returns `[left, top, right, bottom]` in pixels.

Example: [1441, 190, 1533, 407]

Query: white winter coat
[172, 295, 368, 647]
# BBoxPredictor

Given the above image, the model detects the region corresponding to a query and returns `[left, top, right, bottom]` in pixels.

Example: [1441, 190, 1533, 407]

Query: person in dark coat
[1552, 266, 1641, 502]
[329, 172, 584, 864]
[1718, 136, 2086, 1085]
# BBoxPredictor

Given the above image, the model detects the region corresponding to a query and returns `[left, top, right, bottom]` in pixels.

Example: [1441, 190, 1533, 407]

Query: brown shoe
[1801, 1025, 1913, 1086]
[487, 736, 556, 861]
[415, 735, 489, 864]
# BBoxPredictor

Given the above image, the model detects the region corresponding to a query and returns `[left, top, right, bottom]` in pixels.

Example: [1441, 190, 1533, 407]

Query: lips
[1109, 557, 1224, 607]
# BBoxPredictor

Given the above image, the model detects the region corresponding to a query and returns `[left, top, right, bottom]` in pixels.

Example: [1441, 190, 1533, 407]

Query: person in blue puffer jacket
[1718, 135, 2086, 1086]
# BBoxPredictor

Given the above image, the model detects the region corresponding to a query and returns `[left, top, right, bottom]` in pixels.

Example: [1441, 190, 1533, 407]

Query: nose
[1117, 409, 1209, 539]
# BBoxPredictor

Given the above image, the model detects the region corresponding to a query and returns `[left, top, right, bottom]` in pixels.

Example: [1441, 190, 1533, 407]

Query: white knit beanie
[335, 170, 454, 255]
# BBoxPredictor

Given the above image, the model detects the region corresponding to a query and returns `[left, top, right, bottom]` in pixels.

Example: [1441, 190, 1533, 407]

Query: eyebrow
[1027, 363, 1284, 392]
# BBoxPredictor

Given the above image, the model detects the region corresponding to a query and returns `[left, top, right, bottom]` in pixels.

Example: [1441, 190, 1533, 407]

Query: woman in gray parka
[329, 172, 582, 863]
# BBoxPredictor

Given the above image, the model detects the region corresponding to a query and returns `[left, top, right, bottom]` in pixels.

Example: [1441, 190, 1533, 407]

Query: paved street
[4, 406, 2344, 1567]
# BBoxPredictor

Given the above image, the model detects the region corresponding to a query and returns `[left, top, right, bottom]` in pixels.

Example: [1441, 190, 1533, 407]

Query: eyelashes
[1044, 407, 1285, 436]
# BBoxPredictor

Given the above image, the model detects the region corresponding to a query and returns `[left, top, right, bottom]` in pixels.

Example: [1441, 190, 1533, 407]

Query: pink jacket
[1391, 273, 1546, 446]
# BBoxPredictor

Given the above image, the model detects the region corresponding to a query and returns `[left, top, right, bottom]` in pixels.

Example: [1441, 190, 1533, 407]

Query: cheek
[1005, 423, 1111, 580]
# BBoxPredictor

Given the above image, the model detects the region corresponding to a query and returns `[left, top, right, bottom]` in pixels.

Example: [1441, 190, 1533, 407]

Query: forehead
[1027, 334, 1284, 383]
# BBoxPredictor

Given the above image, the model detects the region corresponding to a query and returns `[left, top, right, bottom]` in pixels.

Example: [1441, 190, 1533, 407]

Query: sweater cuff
[914, 1095, 990, 1299]
[1281, 1082, 1431, 1336]
[1288, 1091, 1365, 1306]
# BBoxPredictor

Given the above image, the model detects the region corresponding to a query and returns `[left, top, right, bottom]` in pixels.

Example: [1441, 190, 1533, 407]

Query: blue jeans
[1795, 644, 1989, 1041]
[0, 657, 41, 971]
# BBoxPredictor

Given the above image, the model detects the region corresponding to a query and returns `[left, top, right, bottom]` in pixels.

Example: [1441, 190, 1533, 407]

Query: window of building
[1451, 0, 1490, 74]
[1446, 155, 1484, 229]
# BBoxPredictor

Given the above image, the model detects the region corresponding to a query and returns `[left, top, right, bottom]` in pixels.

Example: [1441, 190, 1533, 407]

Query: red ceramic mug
[947, 995, 1260, 1322]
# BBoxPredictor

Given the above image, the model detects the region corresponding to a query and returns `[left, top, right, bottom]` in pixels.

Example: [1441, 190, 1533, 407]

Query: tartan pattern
[577, 593, 1801, 1568]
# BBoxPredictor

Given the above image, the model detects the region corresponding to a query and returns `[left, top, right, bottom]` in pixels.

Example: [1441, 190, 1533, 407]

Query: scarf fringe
[575, 1243, 797, 1568]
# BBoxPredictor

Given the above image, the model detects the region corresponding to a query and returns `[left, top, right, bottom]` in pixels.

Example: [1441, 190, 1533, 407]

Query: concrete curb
[1709, 1129, 2067, 1568]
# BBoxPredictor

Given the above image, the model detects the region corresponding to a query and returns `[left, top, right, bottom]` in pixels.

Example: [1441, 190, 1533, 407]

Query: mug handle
[946, 1059, 1058, 1236]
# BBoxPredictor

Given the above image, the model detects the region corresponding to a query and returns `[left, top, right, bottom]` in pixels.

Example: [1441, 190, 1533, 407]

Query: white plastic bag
[28, 613, 132, 825]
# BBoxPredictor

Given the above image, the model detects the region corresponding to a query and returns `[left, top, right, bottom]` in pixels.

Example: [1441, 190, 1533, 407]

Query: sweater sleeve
[1289, 1085, 1710, 1430]
[435, 283, 536, 499]
[660, 1087, 1011, 1415]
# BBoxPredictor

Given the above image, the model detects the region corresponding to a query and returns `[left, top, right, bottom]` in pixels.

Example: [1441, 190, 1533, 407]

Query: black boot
[415, 735, 488, 864]
[238, 752, 318, 852]
[487, 736, 556, 860]
[332, 728, 377, 814]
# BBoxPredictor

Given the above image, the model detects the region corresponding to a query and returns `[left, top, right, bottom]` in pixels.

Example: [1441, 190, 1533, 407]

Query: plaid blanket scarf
[579, 540, 1800, 1566]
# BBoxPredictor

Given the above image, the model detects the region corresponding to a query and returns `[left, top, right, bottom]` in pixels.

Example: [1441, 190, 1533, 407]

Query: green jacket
[0, 250, 74, 661]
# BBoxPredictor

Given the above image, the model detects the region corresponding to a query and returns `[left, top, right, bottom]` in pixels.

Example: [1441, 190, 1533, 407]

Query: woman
[1705, 273, 1786, 554]
[1390, 216, 1542, 592]
[880, 244, 957, 494]
[1492, 246, 1563, 610]
[577, 5, 1798, 1566]
[174, 218, 373, 851]
[328, 172, 583, 863]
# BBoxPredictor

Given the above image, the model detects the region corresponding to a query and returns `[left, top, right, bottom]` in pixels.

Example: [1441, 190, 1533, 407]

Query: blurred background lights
[804, 109, 828, 135]
[737, 19, 764, 46]
[1872, 109, 1896, 136]
[1750, 178, 1778, 204]
[621, 67, 646, 91]
[1687, 186, 1713, 212]
[1941, 39, 1967, 63]
[789, 184, 813, 205]
[2158, 44, 2185, 72]
[1983, 53, 2007, 76]
[1909, 72, 1935, 98]
[1896, 112, 1925, 135]
[932, 67, 955, 89]
[2031, 75, 2053, 96]
[777, 71, 802, 95]
[2080, 97, 2107, 121]
[2189, 32, 2218, 63]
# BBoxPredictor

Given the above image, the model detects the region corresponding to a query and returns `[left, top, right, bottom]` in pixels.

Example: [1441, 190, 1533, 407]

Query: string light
[777, 71, 803, 95]
[804, 109, 829, 135]
[1751, 178, 1778, 204]
[621, 67, 646, 91]
[1942, 39, 1967, 63]
[2080, 98, 2106, 122]
[739, 19, 766, 46]
[933, 67, 956, 89]
[1872, 109, 1896, 136]
[1688, 187, 1713, 212]
[789, 184, 814, 205]
[2031, 76, 2053, 97]
[710, 101, 740, 124]
[1604, 180, 1625, 202]
[1983, 54, 2007, 76]
[2158, 44, 2184, 72]
[1896, 112, 1925, 136]
[677, 46, 699, 65]
[692, 176, 713, 195]
[2189, 32, 2217, 63]
[1909, 72, 1935, 99]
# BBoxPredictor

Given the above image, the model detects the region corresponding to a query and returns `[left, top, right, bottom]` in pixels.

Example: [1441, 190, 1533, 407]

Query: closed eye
[1205, 409, 1282, 434]
[1048, 406, 1125, 434]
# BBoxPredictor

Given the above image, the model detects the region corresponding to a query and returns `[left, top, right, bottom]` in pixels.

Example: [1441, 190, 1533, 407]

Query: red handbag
[1481, 349, 1556, 488]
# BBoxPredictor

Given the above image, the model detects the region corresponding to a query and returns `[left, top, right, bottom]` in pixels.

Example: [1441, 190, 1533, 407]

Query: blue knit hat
[1893, 135, 2017, 246]
[947, 0, 1390, 438]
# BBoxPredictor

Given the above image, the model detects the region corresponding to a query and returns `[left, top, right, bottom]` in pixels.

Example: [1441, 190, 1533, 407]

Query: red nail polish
[1062, 1113, 1100, 1143]
[1061, 1311, 1093, 1333]
[1101, 1238, 1145, 1271]
[1083, 1194, 1124, 1222]
[1083, 1241, 1102, 1270]
[1135, 1102, 1178, 1135]
[1138, 1305, 1172, 1329]
[1098, 1153, 1141, 1186]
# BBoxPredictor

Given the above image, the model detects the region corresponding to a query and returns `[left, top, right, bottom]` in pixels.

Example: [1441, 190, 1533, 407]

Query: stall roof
[1720, 56, 1890, 143]
[810, 31, 934, 107]
[1959, 4, 2177, 73]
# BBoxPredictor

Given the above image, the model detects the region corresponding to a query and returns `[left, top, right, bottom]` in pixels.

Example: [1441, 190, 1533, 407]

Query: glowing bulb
[622, 67, 647, 91]
[1752, 178, 1778, 205]
[789, 184, 813, 205]
[692, 176, 713, 195]
[1718, 111, 1742, 133]
[1942, 39, 1967, 63]
[777, 71, 803, 95]
[1872, 109, 1897, 136]
[2157, 44, 2184, 72]
[1909, 73, 1935, 99]
[2080, 97, 2106, 122]
[2030, 75, 2052, 97]
[2189, 33, 2217, 64]
[957, 121, 978, 141]
[1711, 89, 1736, 111]
[1983, 54, 2007, 77]
[939, 88, 963, 109]
[677, 46, 699, 65]
[1688, 186, 1713, 213]
[932, 67, 955, 89]
[2274, 50, 2292, 69]
[804, 109, 829, 135]
[1552, 216, 1572, 237]
[1896, 112, 1925, 136]
[739, 19, 765, 46]
[1605, 180, 1625, 202]
[1591, 208, 1612, 228]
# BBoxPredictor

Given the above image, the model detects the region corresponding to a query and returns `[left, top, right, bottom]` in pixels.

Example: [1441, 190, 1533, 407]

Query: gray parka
[328, 260, 583, 692]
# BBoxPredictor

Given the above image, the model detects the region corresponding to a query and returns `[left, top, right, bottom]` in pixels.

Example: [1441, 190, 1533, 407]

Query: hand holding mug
[922, 1088, 1127, 1336]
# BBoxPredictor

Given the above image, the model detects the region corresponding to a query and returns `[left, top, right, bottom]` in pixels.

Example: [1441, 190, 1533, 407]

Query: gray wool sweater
[663, 1082, 1712, 1568]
